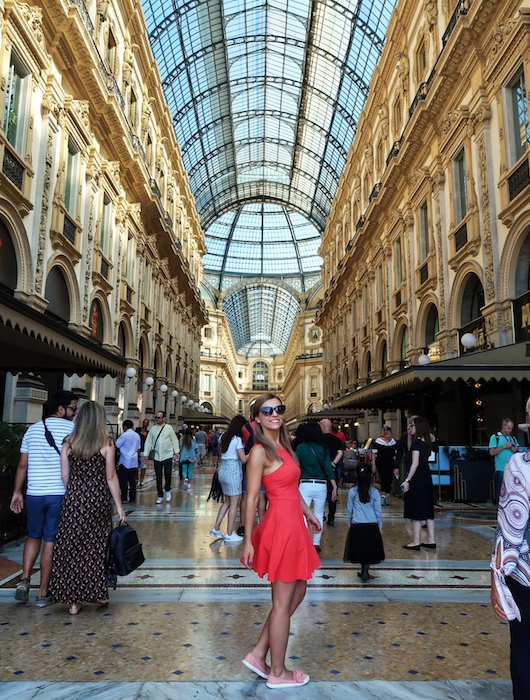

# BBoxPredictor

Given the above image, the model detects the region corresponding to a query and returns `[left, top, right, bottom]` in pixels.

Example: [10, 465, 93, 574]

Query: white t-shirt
[20, 417, 75, 496]
[115, 428, 141, 469]
[221, 435, 244, 461]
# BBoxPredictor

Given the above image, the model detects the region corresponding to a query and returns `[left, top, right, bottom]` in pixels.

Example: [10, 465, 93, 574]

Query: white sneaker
[210, 528, 223, 537]
[186, 482, 191, 490]
[223, 532, 243, 542]
[166, 491, 171, 501]
[156, 496, 163, 504]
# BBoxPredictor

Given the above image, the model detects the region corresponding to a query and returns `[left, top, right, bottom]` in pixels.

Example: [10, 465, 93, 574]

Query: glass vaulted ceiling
[141, 0, 397, 355]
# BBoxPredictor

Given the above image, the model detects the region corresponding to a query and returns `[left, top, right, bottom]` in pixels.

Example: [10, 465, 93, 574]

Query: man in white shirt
[116, 419, 141, 504]
[10, 390, 78, 607]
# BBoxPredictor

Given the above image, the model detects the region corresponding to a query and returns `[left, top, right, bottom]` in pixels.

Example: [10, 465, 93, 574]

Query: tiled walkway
[0, 461, 512, 698]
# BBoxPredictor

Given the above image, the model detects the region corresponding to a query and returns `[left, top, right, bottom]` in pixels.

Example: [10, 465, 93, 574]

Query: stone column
[13, 375, 48, 424]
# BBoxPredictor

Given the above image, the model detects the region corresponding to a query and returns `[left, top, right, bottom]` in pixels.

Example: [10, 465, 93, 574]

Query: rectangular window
[126, 231, 134, 279]
[376, 264, 383, 307]
[508, 67, 530, 165]
[204, 327, 212, 338]
[100, 194, 112, 256]
[144, 260, 150, 300]
[394, 237, 403, 287]
[419, 201, 429, 261]
[3, 52, 30, 152]
[352, 300, 357, 332]
[362, 284, 368, 323]
[453, 149, 468, 223]
[64, 139, 79, 216]
[204, 374, 211, 392]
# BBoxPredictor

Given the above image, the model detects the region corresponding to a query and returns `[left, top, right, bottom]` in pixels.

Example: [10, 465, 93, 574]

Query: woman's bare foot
[69, 603, 82, 615]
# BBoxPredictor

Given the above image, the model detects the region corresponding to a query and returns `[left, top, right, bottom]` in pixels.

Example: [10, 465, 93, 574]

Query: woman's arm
[60, 442, 70, 487]
[104, 444, 126, 522]
[241, 446, 265, 567]
[236, 447, 249, 464]
[401, 448, 420, 493]
[299, 493, 322, 533]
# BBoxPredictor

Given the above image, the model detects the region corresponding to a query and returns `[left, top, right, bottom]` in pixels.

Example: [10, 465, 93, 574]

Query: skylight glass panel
[142, 0, 398, 348]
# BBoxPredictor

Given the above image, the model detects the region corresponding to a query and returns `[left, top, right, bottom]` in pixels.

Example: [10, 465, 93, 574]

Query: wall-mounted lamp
[171, 389, 178, 399]
[125, 367, 137, 382]
[180, 395, 187, 403]
[418, 353, 431, 365]
[323, 402, 330, 410]
[145, 376, 154, 389]
[160, 384, 168, 395]
[353, 419, 360, 427]
[188, 399, 194, 407]
[461, 332, 477, 350]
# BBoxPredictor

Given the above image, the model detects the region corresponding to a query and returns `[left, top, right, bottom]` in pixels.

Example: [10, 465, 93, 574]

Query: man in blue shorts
[10, 390, 78, 606]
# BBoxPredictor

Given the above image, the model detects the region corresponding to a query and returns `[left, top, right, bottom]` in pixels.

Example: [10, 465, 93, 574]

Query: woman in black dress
[400, 415, 436, 550]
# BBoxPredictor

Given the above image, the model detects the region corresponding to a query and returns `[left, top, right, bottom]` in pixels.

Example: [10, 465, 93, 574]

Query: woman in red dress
[240, 393, 321, 689]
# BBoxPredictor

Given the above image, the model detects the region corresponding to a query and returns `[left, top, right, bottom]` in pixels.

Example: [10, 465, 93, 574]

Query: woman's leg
[411, 519, 422, 545]
[426, 518, 435, 544]
[507, 578, 530, 700]
[250, 580, 307, 676]
[214, 500, 230, 530]
[187, 461, 194, 482]
[226, 495, 241, 535]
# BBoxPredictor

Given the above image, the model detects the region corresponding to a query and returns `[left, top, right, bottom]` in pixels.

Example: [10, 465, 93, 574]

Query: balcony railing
[67, 0, 94, 36]
[419, 261, 429, 285]
[3, 148, 24, 190]
[454, 221, 468, 252]
[508, 159, 530, 202]
[442, 0, 469, 47]
[63, 215, 77, 245]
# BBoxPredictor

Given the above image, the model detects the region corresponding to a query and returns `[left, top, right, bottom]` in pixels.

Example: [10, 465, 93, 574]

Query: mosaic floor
[0, 460, 513, 698]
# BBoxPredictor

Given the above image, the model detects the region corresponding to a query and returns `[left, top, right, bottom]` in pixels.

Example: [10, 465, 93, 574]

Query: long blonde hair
[67, 401, 110, 459]
[253, 393, 296, 463]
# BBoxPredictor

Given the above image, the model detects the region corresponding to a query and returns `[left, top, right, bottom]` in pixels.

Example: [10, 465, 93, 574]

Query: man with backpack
[489, 419, 519, 505]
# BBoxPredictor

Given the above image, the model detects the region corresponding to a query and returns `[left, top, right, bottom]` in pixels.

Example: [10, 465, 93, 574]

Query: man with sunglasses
[10, 390, 78, 607]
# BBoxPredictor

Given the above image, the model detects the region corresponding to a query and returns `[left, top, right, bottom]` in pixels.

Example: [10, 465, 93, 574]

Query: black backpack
[106, 522, 145, 589]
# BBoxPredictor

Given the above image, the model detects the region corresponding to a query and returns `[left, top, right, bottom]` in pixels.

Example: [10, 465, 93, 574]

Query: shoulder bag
[148, 424, 165, 461]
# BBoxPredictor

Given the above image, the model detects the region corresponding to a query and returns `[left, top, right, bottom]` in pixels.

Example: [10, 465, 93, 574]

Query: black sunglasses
[63, 405, 77, 413]
[259, 405, 286, 416]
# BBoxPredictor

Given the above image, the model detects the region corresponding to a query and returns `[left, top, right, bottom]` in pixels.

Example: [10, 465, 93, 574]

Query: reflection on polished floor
[0, 459, 512, 699]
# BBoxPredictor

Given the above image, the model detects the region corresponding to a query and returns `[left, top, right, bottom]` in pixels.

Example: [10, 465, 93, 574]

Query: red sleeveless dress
[251, 448, 321, 583]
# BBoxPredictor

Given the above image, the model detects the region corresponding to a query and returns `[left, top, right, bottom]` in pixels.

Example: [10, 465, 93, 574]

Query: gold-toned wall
[317, 0, 530, 411]
[0, 0, 207, 424]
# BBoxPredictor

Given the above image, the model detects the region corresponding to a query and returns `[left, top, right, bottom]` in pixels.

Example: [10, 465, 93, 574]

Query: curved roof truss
[142, 0, 397, 232]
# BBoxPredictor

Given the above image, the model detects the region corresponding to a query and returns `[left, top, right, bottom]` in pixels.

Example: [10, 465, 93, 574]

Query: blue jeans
[507, 577, 530, 700]
[495, 470, 504, 505]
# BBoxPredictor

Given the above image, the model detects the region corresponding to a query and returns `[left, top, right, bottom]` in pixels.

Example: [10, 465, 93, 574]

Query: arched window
[461, 275, 484, 325]
[0, 221, 17, 292]
[514, 231, 530, 297]
[118, 322, 127, 357]
[252, 361, 269, 391]
[89, 299, 104, 342]
[425, 305, 439, 345]
[400, 327, 409, 365]
[45, 267, 70, 324]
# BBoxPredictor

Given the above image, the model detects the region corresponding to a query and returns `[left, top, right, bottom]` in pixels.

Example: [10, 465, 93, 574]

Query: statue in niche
[97, 1, 109, 19]
[424, 0, 438, 32]
[122, 44, 133, 86]
[396, 52, 409, 97]
[378, 102, 389, 139]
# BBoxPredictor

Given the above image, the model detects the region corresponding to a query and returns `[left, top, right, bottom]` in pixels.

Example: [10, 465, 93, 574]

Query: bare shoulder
[247, 444, 266, 467]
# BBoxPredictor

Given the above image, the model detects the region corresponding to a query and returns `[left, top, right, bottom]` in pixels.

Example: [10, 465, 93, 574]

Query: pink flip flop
[242, 652, 270, 679]
[266, 669, 310, 689]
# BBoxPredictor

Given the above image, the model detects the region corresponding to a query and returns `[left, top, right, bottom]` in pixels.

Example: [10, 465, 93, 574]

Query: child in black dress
[344, 464, 385, 582]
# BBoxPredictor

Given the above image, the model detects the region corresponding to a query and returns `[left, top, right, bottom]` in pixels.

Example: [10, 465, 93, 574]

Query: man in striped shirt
[10, 390, 78, 607]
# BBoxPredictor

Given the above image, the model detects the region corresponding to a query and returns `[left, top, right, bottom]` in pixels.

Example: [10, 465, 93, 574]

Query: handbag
[207, 469, 224, 503]
[148, 424, 165, 461]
